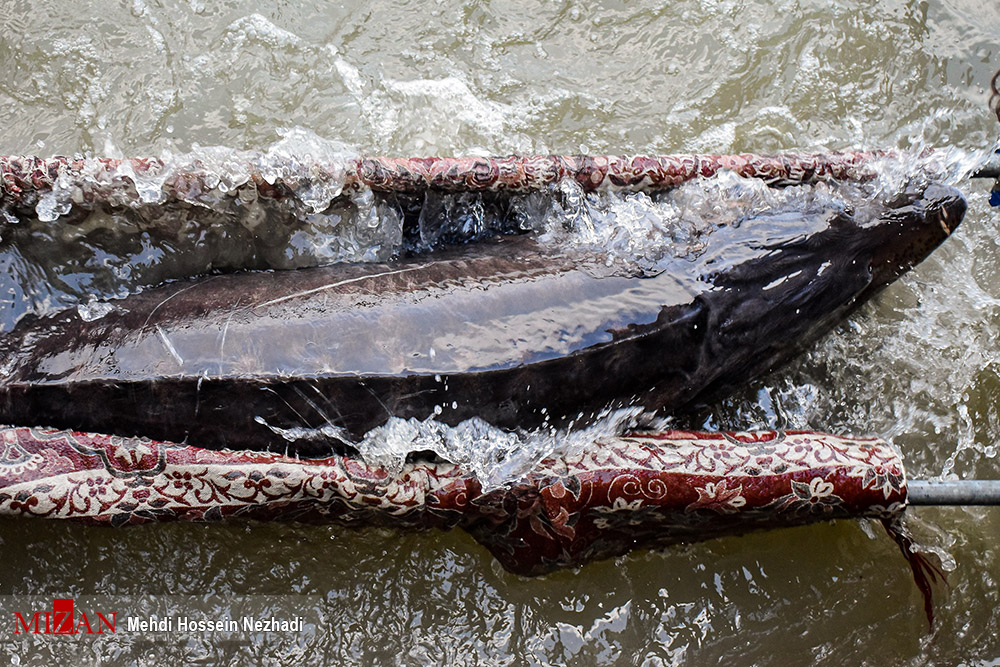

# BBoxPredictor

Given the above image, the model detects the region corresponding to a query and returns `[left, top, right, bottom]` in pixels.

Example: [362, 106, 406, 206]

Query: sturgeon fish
[0, 183, 965, 456]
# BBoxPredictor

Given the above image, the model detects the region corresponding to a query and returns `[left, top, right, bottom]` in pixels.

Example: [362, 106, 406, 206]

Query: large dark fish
[0, 183, 965, 456]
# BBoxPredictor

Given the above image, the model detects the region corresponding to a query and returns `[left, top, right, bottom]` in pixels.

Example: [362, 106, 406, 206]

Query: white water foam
[33, 127, 358, 220]
[354, 408, 665, 490]
[535, 147, 991, 275]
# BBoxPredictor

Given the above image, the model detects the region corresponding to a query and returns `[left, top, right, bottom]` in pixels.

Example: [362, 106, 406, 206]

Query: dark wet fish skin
[0, 184, 966, 456]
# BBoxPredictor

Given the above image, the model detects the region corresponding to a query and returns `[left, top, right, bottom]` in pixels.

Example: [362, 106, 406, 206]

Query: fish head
[673, 180, 968, 413]
[866, 182, 966, 289]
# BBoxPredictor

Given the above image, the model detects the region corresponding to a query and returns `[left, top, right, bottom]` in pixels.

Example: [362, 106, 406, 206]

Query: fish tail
[881, 515, 948, 631]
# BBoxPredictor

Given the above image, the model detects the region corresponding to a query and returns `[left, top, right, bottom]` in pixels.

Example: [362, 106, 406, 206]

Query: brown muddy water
[1, 0, 1000, 664]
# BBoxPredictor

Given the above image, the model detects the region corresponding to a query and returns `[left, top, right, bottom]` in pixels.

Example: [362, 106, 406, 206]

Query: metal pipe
[908, 480, 1000, 505]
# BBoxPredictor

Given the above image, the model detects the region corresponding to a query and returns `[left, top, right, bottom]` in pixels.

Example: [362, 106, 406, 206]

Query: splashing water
[30, 127, 359, 221]
[531, 145, 992, 275]
[352, 408, 667, 490]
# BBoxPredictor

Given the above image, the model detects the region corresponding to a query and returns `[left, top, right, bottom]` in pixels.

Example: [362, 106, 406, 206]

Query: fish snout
[923, 182, 967, 236]
[868, 183, 966, 288]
